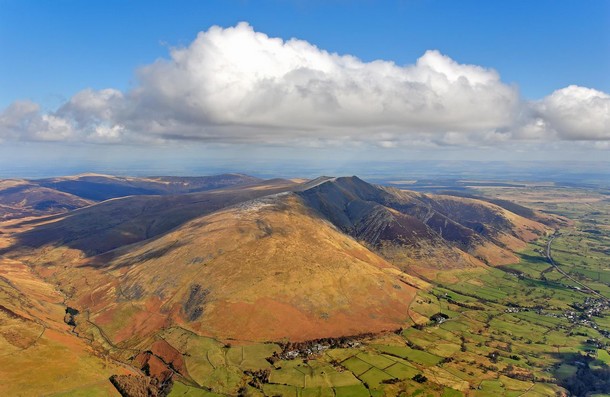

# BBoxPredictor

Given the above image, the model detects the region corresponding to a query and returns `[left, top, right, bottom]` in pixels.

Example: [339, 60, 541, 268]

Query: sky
[0, 0, 609, 177]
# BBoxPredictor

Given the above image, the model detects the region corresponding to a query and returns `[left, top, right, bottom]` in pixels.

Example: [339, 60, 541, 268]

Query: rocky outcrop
[109, 374, 173, 397]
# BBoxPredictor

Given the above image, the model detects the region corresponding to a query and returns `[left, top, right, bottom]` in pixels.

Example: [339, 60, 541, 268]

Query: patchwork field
[1, 178, 608, 396]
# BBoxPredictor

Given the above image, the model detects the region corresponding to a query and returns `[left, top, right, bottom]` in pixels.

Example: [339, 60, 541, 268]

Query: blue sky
[0, 0, 609, 175]
[2, 0, 608, 108]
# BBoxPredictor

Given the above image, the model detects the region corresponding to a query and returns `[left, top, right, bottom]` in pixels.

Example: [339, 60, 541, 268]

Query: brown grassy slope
[44, 193, 416, 343]
[0, 258, 129, 396]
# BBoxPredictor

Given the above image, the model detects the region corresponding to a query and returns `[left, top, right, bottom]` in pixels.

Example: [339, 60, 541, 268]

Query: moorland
[0, 173, 608, 397]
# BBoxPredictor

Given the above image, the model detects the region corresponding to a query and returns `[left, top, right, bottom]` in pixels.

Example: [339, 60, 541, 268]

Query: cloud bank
[1, 22, 609, 148]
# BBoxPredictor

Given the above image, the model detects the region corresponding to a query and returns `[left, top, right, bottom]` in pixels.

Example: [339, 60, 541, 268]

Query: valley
[0, 174, 608, 396]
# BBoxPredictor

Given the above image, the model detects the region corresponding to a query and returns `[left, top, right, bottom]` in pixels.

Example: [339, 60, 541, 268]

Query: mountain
[0, 174, 558, 396]
[3, 176, 551, 340]
[54, 193, 416, 343]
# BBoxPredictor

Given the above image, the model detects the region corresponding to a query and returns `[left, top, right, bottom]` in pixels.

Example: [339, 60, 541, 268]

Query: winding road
[545, 234, 607, 301]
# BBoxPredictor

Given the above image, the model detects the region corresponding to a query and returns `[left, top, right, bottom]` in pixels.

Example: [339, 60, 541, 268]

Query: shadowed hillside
[297, 176, 549, 272]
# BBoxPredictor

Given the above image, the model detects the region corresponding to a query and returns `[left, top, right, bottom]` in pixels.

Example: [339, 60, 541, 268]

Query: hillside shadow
[550, 351, 610, 396]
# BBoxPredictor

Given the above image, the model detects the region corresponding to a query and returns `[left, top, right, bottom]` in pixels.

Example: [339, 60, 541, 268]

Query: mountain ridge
[0, 173, 570, 396]
[0, 175, 555, 344]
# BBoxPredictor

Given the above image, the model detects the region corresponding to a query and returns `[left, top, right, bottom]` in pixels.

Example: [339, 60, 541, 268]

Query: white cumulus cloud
[131, 22, 519, 135]
[0, 22, 609, 149]
[535, 85, 610, 140]
[0, 101, 74, 141]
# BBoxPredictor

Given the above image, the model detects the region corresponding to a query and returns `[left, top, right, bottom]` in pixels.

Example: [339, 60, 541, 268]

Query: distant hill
[10, 178, 297, 255]
[0, 179, 93, 220]
[37, 173, 262, 200]
[0, 173, 261, 220]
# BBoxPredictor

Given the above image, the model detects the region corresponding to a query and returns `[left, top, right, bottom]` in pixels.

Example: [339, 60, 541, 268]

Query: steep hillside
[297, 176, 550, 274]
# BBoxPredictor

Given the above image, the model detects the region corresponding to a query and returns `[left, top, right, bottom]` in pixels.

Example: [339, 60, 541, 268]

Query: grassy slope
[56, 193, 417, 343]
[0, 259, 129, 396]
